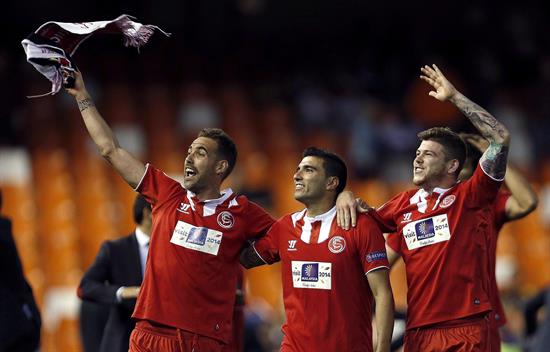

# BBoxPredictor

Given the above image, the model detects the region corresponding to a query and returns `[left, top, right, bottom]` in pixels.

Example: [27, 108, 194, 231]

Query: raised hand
[62, 69, 89, 100]
[420, 64, 458, 102]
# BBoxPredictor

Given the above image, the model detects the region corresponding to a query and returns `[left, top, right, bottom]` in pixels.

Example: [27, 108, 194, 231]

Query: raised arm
[367, 269, 394, 352]
[503, 165, 538, 219]
[462, 134, 538, 220]
[420, 64, 510, 180]
[63, 70, 146, 188]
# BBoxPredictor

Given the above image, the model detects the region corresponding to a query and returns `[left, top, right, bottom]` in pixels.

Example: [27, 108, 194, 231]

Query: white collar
[304, 206, 337, 223]
[420, 185, 454, 196]
[186, 188, 233, 204]
[135, 227, 150, 247]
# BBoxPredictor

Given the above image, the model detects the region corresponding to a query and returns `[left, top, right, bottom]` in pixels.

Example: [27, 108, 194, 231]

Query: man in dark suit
[78, 194, 151, 352]
[0, 190, 41, 352]
[79, 300, 109, 352]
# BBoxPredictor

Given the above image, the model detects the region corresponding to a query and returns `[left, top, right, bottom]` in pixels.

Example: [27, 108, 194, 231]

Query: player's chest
[155, 201, 243, 256]
[395, 192, 462, 251]
[281, 233, 356, 288]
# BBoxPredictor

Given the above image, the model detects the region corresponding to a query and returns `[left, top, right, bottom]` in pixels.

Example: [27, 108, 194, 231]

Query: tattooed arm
[420, 64, 510, 180]
[462, 134, 538, 219]
[63, 70, 145, 188]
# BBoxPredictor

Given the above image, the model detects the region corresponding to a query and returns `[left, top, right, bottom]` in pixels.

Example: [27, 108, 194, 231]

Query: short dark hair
[417, 127, 467, 176]
[133, 194, 151, 225]
[302, 147, 347, 194]
[198, 128, 238, 180]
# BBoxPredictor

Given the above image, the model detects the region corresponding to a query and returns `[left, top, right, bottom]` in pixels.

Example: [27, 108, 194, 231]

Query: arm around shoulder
[239, 244, 267, 269]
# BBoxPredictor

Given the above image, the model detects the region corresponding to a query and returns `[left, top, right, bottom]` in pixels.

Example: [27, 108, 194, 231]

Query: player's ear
[326, 176, 339, 192]
[447, 159, 459, 175]
[215, 160, 229, 177]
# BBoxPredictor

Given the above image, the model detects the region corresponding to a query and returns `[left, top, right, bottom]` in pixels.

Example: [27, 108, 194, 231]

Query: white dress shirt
[115, 228, 150, 302]
[134, 227, 150, 276]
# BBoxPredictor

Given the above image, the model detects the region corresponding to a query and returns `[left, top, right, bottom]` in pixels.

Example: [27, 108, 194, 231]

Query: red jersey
[488, 190, 511, 327]
[133, 164, 274, 343]
[253, 207, 389, 352]
[381, 164, 502, 330]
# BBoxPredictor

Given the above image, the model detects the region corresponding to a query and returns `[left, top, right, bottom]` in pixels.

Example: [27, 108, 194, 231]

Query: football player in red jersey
[459, 133, 537, 352]
[64, 70, 275, 352]
[240, 147, 394, 352]
[339, 64, 511, 351]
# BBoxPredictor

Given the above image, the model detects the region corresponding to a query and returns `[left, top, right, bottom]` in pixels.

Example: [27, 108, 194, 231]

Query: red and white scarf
[21, 14, 169, 97]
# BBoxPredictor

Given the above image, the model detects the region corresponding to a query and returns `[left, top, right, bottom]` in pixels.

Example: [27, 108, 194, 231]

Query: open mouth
[295, 183, 304, 190]
[185, 167, 197, 178]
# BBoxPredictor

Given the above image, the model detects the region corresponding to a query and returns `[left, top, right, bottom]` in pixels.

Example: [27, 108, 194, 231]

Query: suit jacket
[0, 216, 41, 352]
[79, 300, 110, 352]
[78, 232, 143, 352]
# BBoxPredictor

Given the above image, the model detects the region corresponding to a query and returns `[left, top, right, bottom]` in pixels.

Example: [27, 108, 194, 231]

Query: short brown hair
[417, 127, 466, 176]
[198, 128, 237, 180]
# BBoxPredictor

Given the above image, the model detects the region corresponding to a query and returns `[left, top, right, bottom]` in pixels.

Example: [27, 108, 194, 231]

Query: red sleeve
[135, 164, 183, 207]
[356, 215, 390, 274]
[243, 200, 276, 240]
[252, 218, 283, 265]
[372, 193, 403, 233]
[493, 190, 511, 228]
[464, 163, 504, 207]
[385, 232, 402, 255]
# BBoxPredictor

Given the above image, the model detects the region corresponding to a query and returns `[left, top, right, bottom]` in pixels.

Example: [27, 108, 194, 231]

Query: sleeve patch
[366, 251, 388, 263]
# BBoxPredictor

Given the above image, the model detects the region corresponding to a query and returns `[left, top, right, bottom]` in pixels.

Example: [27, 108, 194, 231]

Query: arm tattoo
[451, 93, 508, 143]
[239, 245, 266, 269]
[451, 93, 510, 179]
[480, 143, 509, 180]
[77, 98, 95, 112]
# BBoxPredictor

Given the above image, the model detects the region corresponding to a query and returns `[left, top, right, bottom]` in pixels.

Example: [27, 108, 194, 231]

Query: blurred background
[1, 1, 550, 351]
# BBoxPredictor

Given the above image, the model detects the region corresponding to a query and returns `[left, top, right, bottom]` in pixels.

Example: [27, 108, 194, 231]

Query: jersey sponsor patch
[366, 251, 387, 263]
[291, 261, 332, 290]
[170, 220, 223, 255]
[328, 236, 346, 254]
[402, 214, 451, 250]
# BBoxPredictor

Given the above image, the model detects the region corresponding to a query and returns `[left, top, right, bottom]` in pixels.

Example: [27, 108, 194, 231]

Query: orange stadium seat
[349, 178, 392, 208]
[143, 87, 183, 173]
[508, 206, 550, 295]
[0, 149, 44, 306]
[72, 152, 119, 269]
[32, 149, 82, 352]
